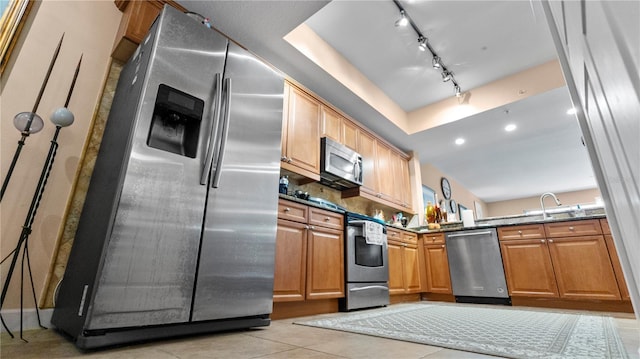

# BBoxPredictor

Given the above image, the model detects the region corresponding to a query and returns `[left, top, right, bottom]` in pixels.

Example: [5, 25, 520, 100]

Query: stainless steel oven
[340, 212, 389, 311]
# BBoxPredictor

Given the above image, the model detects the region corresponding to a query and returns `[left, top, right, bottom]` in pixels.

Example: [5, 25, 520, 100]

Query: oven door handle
[349, 285, 389, 292]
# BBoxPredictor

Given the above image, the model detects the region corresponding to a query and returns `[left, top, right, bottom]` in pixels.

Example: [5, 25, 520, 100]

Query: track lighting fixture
[395, 10, 408, 27]
[418, 36, 427, 51]
[441, 71, 451, 82]
[392, 0, 462, 98]
[432, 56, 441, 69]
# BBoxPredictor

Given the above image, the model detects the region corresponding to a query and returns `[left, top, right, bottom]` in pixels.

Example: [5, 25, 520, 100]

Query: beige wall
[486, 188, 602, 217]
[0, 1, 121, 310]
[420, 163, 488, 224]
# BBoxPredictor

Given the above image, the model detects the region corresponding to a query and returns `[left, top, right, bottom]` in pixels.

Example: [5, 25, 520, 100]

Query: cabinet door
[320, 106, 342, 143]
[283, 85, 320, 175]
[390, 152, 411, 209]
[404, 244, 422, 293]
[399, 155, 413, 209]
[499, 239, 559, 298]
[387, 240, 405, 295]
[547, 236, 621, 300]
[423, 244, 452, 294]
[306, 226, 344, 300]
[604, 234, 630, 300]
[357, 130, 378, 193]
[342, 120, 358, 151]
[375, 141, 394, 202]
[124, 1, 164, 44]
[273, 219, 307, 302]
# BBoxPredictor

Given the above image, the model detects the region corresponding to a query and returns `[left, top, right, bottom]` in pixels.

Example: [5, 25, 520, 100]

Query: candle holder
[0, 53, 80, 341]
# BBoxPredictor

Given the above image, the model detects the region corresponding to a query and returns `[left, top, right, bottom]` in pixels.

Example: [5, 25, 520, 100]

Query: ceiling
[181, 0, 597, 204]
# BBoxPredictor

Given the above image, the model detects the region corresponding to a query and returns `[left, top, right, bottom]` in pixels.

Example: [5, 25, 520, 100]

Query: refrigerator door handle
[200, 73, 223, 185]
[211, 78, 232, 188]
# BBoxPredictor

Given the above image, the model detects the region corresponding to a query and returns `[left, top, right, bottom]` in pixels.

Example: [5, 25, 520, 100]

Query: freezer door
[85, 7, 228, 329]
[192, 42, 284, 321]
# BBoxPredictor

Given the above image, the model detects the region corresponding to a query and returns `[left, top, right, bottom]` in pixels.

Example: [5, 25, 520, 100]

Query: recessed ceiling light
[455, 138, 465, 145]
[505, 124, 517, 132]
[566, 108, 577, 115]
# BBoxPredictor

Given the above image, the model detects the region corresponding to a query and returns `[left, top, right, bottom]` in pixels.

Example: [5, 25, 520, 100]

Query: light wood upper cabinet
[281, 83, 321, 179]
[342, 120, 358, 151]
[320, 106, 342, 143]
[375, 141, 394, 203]
[112, 0, 186, 62]
[392, 151, 412, 209]
[356, 130, 378, 193]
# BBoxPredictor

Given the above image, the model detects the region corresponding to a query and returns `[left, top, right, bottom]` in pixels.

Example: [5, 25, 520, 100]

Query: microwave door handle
[200, 73, 223, 185]
[354, 157, 362, 183]
[211, 78, 232, 188]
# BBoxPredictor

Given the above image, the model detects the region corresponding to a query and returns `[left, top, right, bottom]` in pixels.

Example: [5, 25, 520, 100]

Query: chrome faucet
[540, 192, 562, 220]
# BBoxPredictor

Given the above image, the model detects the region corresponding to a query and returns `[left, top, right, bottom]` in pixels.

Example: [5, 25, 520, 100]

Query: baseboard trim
[0, 308, 53, 332]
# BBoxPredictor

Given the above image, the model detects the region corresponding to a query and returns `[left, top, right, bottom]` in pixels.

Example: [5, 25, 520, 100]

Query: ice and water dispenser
[147, 84, 204, 158]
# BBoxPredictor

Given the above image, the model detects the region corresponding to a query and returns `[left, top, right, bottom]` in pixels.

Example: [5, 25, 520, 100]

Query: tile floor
[2, 306, 639, 359]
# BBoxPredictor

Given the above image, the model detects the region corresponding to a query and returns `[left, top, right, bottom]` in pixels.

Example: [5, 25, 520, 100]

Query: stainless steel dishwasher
[445, 228, 511, 305]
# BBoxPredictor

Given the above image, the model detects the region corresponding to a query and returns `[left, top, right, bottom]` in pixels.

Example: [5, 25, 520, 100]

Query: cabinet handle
[569, 226, 574, 231]
[548, 239, 554, 243]
[284, 207, 290, 212]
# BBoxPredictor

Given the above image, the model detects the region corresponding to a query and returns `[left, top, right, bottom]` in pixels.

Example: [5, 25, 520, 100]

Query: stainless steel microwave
[320, 137, 363, 190]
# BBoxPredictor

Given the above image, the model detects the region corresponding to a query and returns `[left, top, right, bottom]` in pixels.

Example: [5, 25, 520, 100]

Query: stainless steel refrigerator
[52, 6, 284, 348]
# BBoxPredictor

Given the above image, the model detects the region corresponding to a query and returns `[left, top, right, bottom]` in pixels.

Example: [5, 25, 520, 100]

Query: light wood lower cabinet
[421, 233, 452, 294]
[500, 239, 559, 298]
[547, 235, 621, 300]
[273, 200, 344, 302]
[499, 220, 622, 301]
[388, 229, 421, 295]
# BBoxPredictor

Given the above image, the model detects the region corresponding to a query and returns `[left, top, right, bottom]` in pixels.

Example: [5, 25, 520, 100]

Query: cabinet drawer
[402, 232, 418, 245]
[278, 199, 308, 223]
[309, 207, 344, 230]
[544, 219, 602, 238]
[600, 219, 611, 235]
[498, 225, 545, 241]
[421, 233, 445, 244]
[387, 227, 402, 242]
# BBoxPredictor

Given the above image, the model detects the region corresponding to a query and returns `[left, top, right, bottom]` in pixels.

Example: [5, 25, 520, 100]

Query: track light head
[454, 85, 462, 97]
[418, 36, 427, 51]
[395, 10, 408, 27]
[441, 71, 452, 82]
[432, 56, 441, 69]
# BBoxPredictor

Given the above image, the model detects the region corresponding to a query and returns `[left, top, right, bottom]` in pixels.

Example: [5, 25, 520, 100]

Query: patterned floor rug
[295, 302, 628, 359]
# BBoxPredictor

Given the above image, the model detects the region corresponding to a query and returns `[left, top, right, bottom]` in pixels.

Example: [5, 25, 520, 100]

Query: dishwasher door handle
[447, 231, 494, 238]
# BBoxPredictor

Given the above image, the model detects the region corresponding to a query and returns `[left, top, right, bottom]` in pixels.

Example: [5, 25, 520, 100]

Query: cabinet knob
[403, 243, 407, 247]
[281, 156, 287, 162]
[309, 225, 315, 230]
[518, 230, 523, 235]
[284, 207, 290, 212]
[541, 239, 545, 243]
[287, 157, 292, 163]
[569, 226, 575, 231]
[548, 239, 554, 243]
[324, 216, 330, 221]
[441, 244, 445, 248]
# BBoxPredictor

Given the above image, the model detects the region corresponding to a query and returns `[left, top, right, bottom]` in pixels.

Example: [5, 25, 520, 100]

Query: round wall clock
[441, 177, 452, 199]
[449, 199, 457, 213]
